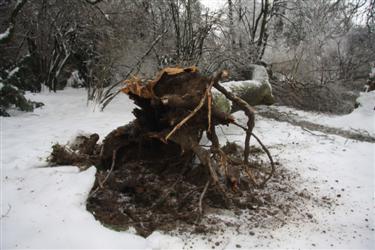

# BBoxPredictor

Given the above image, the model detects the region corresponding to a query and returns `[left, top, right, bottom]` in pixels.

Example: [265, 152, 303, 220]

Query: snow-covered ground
[1, 88, 374, 249]
[263, 91, 375, 137]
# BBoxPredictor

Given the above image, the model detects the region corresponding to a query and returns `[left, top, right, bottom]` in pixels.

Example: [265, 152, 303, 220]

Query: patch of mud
[86, 151, 335, 237]
[48, 130, 336, 239]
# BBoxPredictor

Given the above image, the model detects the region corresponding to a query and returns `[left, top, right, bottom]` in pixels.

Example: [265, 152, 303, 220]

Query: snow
[251, 64, 269, 82]
[7, 67, 19, 78]
[1, 88, 149, 249]
[0, 27, 11, 42]
[1, 88, 374, 249]
[370, 65, 375, 78]
[265, 91, 375, 136]
[221, 79, 262, 89]
[232, 113, 374, 249]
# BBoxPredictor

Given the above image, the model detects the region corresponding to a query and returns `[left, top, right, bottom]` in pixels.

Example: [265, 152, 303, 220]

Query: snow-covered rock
[216, 64, 275, 110]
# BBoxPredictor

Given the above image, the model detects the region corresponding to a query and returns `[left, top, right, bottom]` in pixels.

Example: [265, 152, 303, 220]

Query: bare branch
[0, 0, 28, 44]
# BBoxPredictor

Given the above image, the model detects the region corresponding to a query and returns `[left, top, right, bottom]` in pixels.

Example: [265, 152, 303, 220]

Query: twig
[231, 121, 275, 187]
[88, 149, 117, 197]
[100, 29, 168, 110]
[198, 180, 210, 220]
[302, 127, 328, 137]
[165, 70, 227, 141]
[214, 82, 255, 163]
[231, 120, 247, 131]
[191, 141, 231, 207]
[98, 149, 117, 188]
[192, 142, 219, 184]
[165, 84, 210, 141]
[250, 133, 275, 187]
[178, 186, 202, 209]
[0, 204, 11, 220]
[244, 166, 259, 186]
[207, 87, 213, 131]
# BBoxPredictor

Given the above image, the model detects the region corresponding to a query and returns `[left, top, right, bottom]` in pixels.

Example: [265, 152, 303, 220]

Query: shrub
[0, 77, 43, 116]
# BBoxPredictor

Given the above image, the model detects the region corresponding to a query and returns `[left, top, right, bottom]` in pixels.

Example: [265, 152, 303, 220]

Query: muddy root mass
[49, 67, 278, 236]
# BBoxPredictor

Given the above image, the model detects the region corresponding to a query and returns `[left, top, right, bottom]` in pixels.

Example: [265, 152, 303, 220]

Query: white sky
[200, 0, 369, 25]
[200, 0, 226, 11]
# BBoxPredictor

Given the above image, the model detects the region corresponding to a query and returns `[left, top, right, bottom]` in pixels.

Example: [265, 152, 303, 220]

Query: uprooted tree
[49, 67, 275, 236]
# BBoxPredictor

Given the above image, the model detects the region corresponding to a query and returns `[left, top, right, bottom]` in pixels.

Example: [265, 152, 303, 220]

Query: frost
[8, 67, 20, 78]
[0, 27, 11, 41]
[8, 84, 19, 91]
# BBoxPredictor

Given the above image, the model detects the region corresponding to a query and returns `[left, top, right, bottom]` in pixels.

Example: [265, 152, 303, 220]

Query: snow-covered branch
[0, 0, 27, 44]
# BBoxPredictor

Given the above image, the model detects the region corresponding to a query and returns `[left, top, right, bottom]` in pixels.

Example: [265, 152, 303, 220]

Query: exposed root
[48, 67, 277, 236]
[198, 180, 210, 221]
[207, 85, 213, 131]
[164, 87, 208, 141]
[251, 133, 275, 187]
[165, 70, 227, 141]
[99, 149, 117, 188]
[231, 120, 275, 187]
[213, 82, 255, 163]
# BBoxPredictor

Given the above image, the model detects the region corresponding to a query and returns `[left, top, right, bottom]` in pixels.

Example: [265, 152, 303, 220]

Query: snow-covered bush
[0, 82, 43, 116]
[4, 55, 41, 92]
[0, 66, 43, 116]
[0, 52, 45, 116]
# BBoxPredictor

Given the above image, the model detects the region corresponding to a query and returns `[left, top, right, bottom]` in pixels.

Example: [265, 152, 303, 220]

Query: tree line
[0, 0, 373, 115]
